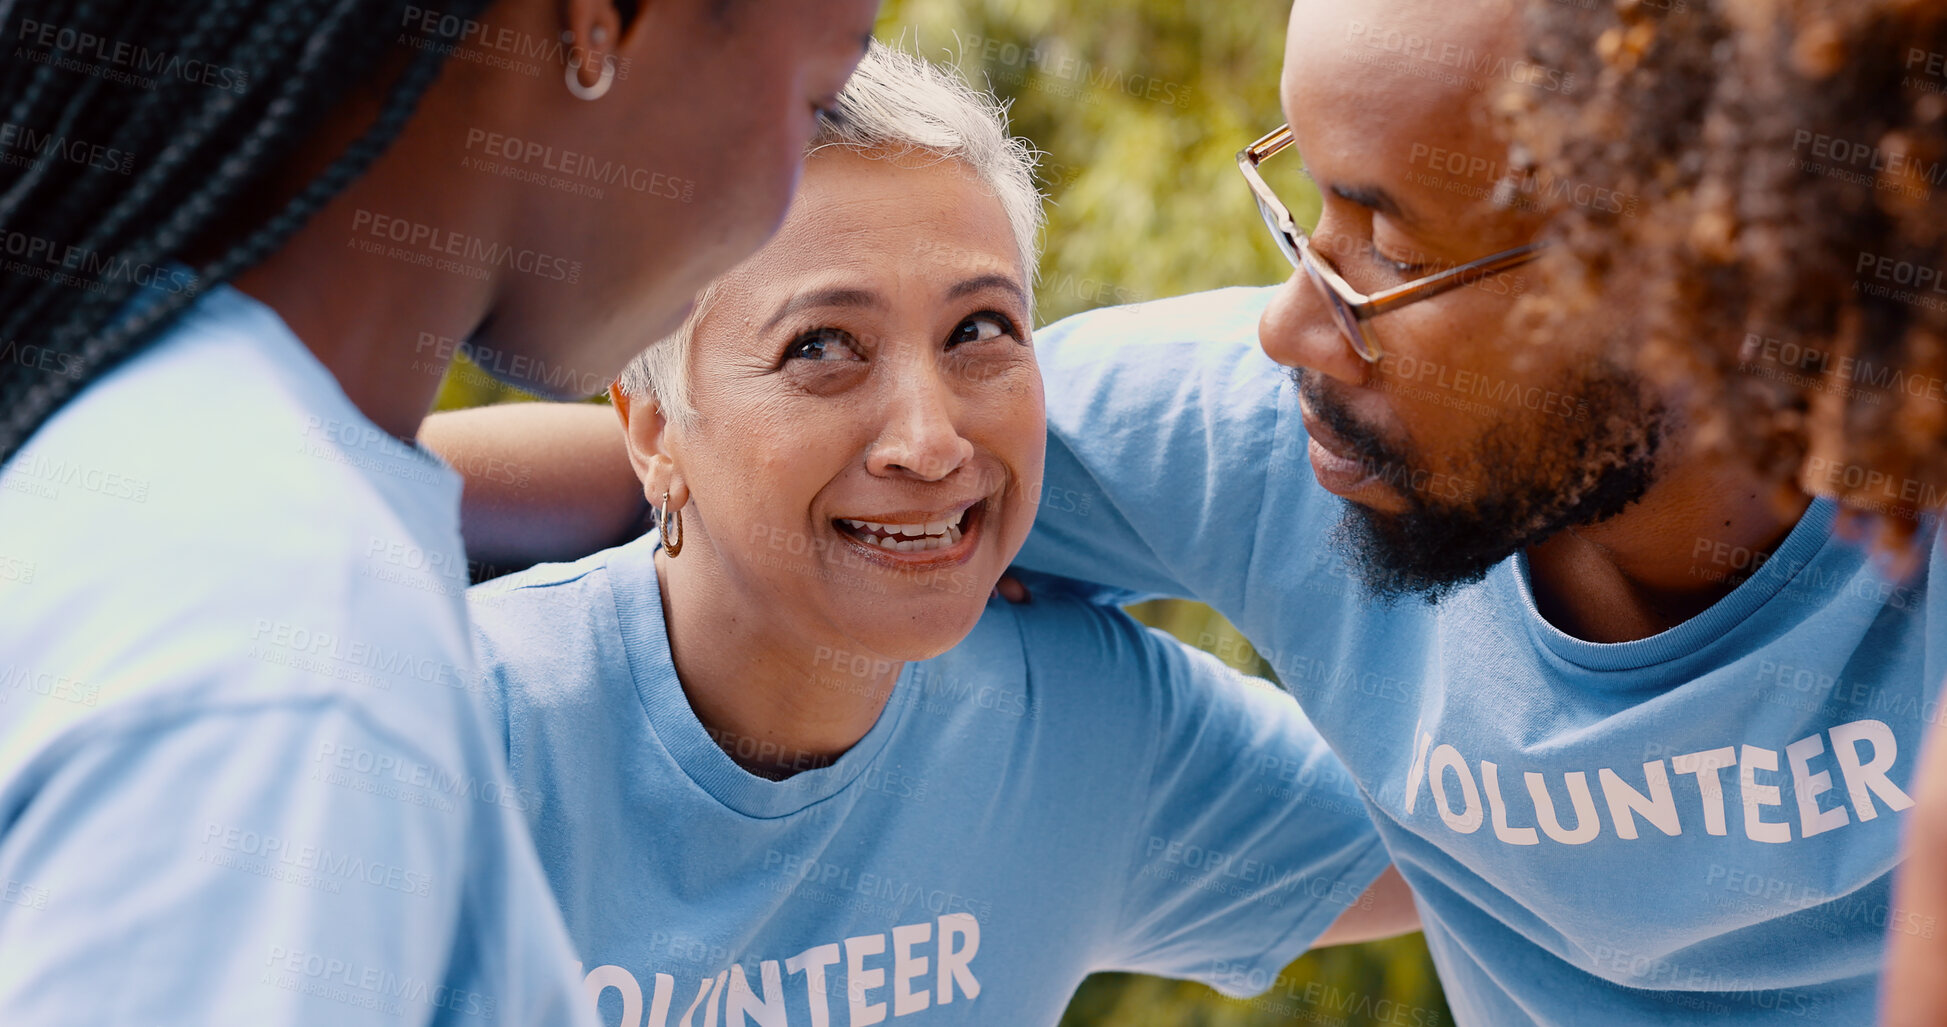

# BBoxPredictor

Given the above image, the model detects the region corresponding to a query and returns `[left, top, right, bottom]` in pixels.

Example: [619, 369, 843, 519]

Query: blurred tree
[877, 0, 1314, 321]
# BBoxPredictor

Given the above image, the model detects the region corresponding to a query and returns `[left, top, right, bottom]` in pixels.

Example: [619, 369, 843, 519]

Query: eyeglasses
[1236, 124, 1545, 363]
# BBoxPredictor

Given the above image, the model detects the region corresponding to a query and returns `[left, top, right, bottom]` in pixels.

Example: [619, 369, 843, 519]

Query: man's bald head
[1257, 0, 1661, 602]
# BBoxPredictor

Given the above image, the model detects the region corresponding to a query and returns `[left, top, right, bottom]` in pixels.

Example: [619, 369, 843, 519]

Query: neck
[1525, 452, 1813, 643]
[655, 543, 901, 780]
[222, 65, 511, 444]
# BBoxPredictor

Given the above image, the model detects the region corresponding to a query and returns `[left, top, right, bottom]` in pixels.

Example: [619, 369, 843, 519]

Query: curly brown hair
[1508, 0, 1947, 551]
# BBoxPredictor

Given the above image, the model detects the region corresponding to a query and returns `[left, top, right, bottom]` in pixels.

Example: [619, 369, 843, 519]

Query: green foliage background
[437, 0, 1451, 1022]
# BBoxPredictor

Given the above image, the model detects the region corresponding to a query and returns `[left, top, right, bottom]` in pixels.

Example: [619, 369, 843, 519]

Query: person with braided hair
[0, 0, 876, 1022]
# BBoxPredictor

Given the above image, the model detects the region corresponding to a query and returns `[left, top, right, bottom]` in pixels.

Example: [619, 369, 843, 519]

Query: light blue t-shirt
[0, 284, 590, 1025]
[1013, 286, 1947, 1025]
[467, 530, 1390, 1027]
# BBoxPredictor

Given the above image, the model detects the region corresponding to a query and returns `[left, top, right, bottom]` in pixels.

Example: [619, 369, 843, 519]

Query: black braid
[0, 0, 493, 466]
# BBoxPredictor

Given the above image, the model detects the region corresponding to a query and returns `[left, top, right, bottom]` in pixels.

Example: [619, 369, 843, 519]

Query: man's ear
[608, 381, 681, 504]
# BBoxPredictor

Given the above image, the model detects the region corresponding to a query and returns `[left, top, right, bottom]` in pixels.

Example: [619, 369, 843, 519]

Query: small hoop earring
[660, 489, 684, 557]
[564, 52, 615, 101]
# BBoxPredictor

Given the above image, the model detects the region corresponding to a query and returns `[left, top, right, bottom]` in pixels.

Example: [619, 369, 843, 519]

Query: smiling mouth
[834, 507, 974, 553]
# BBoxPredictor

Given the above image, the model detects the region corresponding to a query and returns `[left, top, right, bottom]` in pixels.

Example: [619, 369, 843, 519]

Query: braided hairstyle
[1509, 0, 1947, 550]
[0, 0, 492, 465]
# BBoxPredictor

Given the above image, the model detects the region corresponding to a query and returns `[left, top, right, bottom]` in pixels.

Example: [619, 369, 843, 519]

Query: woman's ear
[608, 381, 683, 505]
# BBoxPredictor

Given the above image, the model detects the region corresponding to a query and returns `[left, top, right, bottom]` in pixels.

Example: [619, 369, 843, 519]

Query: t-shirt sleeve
[0, 701, 590, 1026]
[1079, 613, 1389, 997]
[1015, 288, 1319, 630]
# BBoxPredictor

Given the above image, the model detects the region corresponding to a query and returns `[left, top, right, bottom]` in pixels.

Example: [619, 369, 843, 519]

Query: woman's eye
[785, 328, 863, 363]
[948, 312, 1017, 347]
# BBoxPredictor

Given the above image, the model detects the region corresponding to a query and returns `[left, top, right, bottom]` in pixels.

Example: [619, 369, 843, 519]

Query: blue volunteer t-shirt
[467, 530, 1390, 1027]
[1014, 287, 1947, 1026]
[0, 283, 590, 1025]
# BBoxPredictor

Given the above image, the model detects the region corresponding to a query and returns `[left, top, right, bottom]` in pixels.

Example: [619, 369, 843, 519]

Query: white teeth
[839, 510, 973, 551]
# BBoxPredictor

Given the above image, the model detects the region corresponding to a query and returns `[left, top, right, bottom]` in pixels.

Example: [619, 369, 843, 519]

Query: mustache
[1287, 366, 1411, 473]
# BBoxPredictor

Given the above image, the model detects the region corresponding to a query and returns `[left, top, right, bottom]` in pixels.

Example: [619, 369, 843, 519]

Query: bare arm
[419, 402, 644, 571]
[1883, 718, 1947, 1026]
[1314, 866, 1421, 947]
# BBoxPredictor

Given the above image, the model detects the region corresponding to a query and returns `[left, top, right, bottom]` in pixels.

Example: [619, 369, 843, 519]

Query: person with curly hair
[1508, 2, 1947, 1022]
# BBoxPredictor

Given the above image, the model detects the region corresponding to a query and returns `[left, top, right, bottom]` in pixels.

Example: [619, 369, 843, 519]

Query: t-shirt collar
[1510, 496, 1844, 674]
[605, 531, 917, 818]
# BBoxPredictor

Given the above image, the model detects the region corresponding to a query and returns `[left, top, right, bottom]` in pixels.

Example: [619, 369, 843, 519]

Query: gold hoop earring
[660, 489, 684, 557]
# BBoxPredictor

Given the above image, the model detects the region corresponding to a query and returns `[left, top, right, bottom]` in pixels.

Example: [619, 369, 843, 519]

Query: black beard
[1298, 368, 1664, 606]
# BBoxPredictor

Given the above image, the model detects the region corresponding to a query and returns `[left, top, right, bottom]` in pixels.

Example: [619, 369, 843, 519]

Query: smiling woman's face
[663, 148, 1044, 661]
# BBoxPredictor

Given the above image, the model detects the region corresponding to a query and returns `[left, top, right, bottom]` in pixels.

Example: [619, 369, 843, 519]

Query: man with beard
[424, 1, 1943, 1023]
[1006, 1, 1941, 1023]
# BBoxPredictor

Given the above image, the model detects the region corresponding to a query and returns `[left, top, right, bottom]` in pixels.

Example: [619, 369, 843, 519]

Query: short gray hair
[617, 42, 1045, 427]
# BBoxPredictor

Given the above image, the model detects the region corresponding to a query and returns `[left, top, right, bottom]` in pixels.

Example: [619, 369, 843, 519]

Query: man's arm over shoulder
[1019, 289, 1327, 627]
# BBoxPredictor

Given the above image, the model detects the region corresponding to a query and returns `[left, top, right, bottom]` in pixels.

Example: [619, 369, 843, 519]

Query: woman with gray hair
[437, 43, 1414, 1026]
